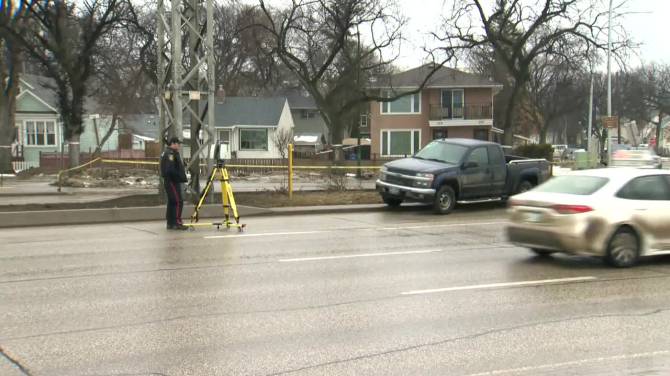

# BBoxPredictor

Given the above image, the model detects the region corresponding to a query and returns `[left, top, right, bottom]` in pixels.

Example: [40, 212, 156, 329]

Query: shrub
[513, 144, 553, 161]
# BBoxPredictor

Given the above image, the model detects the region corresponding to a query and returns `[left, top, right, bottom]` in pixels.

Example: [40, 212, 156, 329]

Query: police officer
[160, 137, 189, 230]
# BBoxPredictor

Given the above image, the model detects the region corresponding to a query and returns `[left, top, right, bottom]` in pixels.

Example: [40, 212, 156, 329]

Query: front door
[461, 146, 490, 198]
[615, 175, 670, 251]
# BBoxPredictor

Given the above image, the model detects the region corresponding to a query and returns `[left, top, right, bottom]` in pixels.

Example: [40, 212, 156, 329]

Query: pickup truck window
[414, 141, 468, 164]
[488, 146, 504, 165]
[467, 147, 489, 166]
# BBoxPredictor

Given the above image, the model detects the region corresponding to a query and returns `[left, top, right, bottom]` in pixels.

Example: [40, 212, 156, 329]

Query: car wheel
[605, 228, 640, 268]
[433, 185, 456, 215]
[383, 197, 402, 208]
[517, 180, 534, 194]
[531, 248, 555, 257]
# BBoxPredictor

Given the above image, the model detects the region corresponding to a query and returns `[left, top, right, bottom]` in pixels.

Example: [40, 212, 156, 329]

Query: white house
[213, 97, 295, 159]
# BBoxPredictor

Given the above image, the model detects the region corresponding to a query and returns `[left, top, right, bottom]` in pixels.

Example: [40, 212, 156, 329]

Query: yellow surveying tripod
[187, 143, 246, 231]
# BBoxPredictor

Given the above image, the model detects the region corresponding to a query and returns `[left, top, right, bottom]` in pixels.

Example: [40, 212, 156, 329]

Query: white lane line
[204, 221, 507, 239]
[380, 221, 506, 231]
[400, 276, 597, 296]
[465, 350, 670, 376]
[279, 249, 444, 262]
[205, 230, 325, 239]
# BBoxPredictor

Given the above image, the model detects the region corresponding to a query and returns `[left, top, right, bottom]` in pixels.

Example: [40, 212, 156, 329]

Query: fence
[40, 150, 148, 172]
[12, 161, 40, 173]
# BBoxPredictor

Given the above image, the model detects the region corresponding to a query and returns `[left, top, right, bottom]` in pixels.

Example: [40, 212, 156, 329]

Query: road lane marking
[279, 249, 444, 262]
[205, 230, 326, 239]
[204, 221, 508, 239]
[465, 350, 670, 376]
[400, 276, 597, 296]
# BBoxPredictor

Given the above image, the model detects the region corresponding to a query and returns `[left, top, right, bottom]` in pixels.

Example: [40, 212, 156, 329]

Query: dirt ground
[0, 190, 383, 212]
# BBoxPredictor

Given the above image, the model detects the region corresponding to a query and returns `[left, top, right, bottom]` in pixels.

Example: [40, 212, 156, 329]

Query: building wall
[79, 116, 119, 154]
[291, 109, 328, 138]
[15, 113, 62, 165]
[370, 87, 495, 158]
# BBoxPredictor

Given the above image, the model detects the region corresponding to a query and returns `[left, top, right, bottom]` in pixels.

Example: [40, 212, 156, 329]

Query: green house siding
[17, 92, 55, 113]
[79, 118, 119, 153]
[22, 146, 61, 165]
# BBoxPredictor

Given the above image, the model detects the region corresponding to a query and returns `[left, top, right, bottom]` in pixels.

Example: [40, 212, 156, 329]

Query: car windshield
[414, 141, 468, 164]
[533, 175, 609, 195]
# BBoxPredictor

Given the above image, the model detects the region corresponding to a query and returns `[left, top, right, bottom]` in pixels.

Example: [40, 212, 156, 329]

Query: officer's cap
[168, 136, 182, 145]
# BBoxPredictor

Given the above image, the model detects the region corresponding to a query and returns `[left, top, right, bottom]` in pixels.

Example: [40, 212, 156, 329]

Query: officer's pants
[165, 181, 183, 226]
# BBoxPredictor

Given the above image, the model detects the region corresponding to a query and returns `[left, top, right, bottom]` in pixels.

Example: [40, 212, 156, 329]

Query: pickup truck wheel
[517, 180, 534, 194]
[383, 197, 402, 208]
[433, 186, 456, 215]
[531, 248, 555, 257]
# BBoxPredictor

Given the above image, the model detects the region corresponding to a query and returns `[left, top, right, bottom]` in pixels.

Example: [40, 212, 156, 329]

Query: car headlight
[413, 173, 434, 188]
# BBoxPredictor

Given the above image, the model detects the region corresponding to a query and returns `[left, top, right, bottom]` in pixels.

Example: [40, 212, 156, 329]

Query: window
[415, 141, 468, 164]
[467, 147, 489, 166]
[24, 120, 57, 146]
[239, 129, 268, 150]
[617, 175, 670, 201]
[217, 129, 230, 143]
[488, 146, 504, 165]
[359, 113, 369, 128]
[535, 176, 609, 195]
[381, 91, 421, 114]
[380, 130, 421, 156]
[474, 129, 489, 141]
[433, 129, 447, 140]
[301, 110, 316, 119]
[441, 89, 464, 119]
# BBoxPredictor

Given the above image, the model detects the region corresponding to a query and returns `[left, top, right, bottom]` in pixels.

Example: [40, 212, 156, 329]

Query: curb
[0, 203, 388, 228]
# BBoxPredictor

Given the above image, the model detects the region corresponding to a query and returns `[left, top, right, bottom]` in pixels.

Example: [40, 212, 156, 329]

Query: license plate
[389, 187, 400, 195]
[524, 212, 543, 223]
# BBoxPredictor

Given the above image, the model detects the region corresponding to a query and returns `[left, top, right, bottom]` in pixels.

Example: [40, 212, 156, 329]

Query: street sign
[603, 116, 619, 129]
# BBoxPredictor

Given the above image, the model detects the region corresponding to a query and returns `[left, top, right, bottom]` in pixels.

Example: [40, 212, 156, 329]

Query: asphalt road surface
[2, 204, 670, 375]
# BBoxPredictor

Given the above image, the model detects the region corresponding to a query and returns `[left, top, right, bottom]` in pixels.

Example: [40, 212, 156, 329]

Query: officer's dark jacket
[160, 148, 188, 183]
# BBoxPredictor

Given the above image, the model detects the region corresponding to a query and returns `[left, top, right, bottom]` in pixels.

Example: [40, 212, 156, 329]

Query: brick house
[368, 65, 502, 159]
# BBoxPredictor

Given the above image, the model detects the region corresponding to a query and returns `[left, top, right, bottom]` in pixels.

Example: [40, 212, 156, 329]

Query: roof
[19, 73, 105, 114]
[215, 97, 287, 127]
[370, 65, 502, 89]
[122, 114, 159, 139]
[272, 88, 317, 110]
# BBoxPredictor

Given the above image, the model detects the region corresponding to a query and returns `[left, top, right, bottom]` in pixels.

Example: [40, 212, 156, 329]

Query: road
[2, 205, 670, 375]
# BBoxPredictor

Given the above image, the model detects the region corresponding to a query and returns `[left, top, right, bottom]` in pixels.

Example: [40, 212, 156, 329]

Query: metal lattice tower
[157, 0, 216, 194]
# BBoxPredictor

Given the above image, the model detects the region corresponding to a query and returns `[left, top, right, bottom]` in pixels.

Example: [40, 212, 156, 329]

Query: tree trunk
[539, 125, 548, 145]
[93, 114, 119, 158]
[68, 133, 81, 167]
[0, 41, 19, 174]
[502, 83, 523, 146]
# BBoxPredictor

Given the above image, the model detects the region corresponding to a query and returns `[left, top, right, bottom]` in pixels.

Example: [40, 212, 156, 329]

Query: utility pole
[157, 0, 216, 200]
[606, 0, 613, 165]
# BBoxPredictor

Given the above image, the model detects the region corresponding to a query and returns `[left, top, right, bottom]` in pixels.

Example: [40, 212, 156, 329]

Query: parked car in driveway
[376, 139, 551, 214]
[506, 168, 670, 267]
[610, 149, 662, 169]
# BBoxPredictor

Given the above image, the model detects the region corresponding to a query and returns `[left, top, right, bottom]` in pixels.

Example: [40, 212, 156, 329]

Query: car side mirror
[463, 161, 479, 169]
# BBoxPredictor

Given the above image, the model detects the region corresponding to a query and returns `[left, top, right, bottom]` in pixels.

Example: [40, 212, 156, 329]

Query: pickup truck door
[461, 146, 490, 198]
[487, 145, 507, 196]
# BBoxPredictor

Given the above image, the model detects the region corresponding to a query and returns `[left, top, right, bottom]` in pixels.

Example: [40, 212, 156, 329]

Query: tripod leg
[220, 169, 230, 224]
[223, 168, 240, 223]
[193, 168, 216, 222]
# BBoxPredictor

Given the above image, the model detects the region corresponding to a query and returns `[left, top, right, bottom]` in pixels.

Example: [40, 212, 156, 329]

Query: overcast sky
[395, 0, 669, 70]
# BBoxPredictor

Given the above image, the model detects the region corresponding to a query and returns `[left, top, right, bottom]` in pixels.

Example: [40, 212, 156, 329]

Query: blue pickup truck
[376, 138, 551, 214]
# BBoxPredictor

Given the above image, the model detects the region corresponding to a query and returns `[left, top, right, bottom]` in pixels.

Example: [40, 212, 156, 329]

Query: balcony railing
[429, 104, 493, 121]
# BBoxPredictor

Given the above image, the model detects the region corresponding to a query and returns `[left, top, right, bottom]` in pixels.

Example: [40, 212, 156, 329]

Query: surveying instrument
[187, 142, 246, 231]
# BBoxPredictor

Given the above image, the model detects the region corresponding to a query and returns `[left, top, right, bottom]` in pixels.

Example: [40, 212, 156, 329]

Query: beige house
[368, 65, 502, 159]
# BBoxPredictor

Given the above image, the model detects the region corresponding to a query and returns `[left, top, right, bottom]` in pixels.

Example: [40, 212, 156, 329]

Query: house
[13, 74, 119, 169]
[274, 88, 329, 143]
[213, 97, 295, 159]
[367, 65, 502, 159]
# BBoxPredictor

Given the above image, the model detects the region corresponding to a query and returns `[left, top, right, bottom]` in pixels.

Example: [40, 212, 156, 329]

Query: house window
[381, 129, 421, 156]
[474, 128, 489, 141]
[24, 120, 57, 146]
[441, 89, 464, 119]
[359, 113, 369, 128]
[217, 129, 230, 143]
[433, 128, 448, 140]
[301, 110, 316, 119]
[381, 91, 421, 114]
[240, 128, 268, 151]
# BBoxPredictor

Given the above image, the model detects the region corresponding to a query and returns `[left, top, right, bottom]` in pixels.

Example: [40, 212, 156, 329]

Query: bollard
[288, 143, 293, 199]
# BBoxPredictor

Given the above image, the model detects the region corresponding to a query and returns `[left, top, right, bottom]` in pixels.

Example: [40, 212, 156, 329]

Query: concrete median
[0, 203, 388, 228]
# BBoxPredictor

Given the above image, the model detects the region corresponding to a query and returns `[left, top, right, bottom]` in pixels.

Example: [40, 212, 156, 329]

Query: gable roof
[271, 88, 317, 110]
[18, 73, 105, 115]
[215, 97, 287, 127]
[370, 65, 502, 89]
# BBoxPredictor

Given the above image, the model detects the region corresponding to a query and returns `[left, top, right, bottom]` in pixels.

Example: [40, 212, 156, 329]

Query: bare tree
[639, 64, 670, 153]
[258, 0, 450, 145]
[441, 0, 631, 145]
[272, 127, 293, 160]
[0, 0, 132, 167]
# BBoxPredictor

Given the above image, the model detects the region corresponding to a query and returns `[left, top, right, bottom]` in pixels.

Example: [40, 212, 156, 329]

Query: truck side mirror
[463, 161, 479, 169]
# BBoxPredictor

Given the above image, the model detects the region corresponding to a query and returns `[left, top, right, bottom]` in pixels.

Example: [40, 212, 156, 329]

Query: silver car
[610, 149, 662, 169]
[506, 168, 670, 267]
